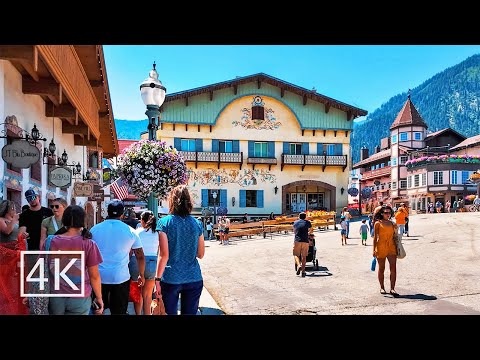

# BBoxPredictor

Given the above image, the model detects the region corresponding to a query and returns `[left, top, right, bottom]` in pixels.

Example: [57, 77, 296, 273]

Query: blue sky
[104, 45, 480, 121]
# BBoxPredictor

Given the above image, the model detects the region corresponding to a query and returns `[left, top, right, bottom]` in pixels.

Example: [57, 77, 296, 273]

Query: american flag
[111, 177, 129, 200]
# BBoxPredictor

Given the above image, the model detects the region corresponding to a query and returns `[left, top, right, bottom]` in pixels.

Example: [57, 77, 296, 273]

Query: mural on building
[4, 174, 22, 191]
[187, 168, 276, 187]
[232, 96, 282, 130]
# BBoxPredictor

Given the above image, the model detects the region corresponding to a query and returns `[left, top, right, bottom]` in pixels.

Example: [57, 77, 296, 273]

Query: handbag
[151, 296, 167, 315]
[129, 280, 142, 303]
[393, 224, 406, 259]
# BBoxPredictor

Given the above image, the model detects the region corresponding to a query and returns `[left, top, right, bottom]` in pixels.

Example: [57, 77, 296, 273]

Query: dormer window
[251, 96, 265, 120]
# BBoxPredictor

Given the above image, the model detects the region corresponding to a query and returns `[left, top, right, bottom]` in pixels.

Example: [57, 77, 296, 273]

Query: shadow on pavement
[398, 293, 437, 300]
[199, 307, 225, 315]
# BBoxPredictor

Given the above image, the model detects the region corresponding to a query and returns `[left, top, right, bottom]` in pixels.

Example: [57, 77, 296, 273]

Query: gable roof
[450, 134, 480, 150]
[164, 73, 367, 119]
[390, 96, 428, 130]
[352, 148, 390, 168]
[425, 127, 466, 141]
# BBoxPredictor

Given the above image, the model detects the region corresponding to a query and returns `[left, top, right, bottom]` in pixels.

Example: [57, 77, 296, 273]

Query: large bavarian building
[141, 73, 367, 217]
[354, 94, 479, 213]
[0, 45, 118, 227]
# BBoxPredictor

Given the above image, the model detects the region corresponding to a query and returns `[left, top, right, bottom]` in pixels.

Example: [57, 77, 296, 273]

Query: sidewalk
[124, 285, 224, 315]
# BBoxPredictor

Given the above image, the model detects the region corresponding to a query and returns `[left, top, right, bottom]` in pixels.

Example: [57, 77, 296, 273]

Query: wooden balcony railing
[361, 166, 391, 180]
[178, 151, 243, 169]
[247, 157, 277, 170]
[281, 154, 348, 172]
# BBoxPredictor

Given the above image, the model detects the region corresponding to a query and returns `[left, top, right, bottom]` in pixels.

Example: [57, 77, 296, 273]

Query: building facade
[354, 93, 479, 213]
[0, 45, 118, 227]
[140, 73, 367, 217]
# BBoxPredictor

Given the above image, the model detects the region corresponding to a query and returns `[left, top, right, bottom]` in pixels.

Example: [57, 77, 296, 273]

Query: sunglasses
[27, 196, 37, 202]
[50, 204, 61, 209]
[383, 212, 391, 215]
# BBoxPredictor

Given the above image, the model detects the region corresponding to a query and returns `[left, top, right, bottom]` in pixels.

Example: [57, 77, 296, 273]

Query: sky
[103, 45, 480, 121]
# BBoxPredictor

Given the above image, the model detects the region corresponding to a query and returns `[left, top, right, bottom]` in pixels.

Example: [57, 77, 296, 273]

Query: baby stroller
[295, 233, 319, 271]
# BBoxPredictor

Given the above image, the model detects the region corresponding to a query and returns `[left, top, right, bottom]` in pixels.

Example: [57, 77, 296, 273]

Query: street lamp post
[140, 62, 166, 218]
[212, 191, 218, 225]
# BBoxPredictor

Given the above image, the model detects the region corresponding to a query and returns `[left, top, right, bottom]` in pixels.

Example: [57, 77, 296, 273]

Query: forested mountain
[114, 119, 148, 140]
[352, 54, 480, 163]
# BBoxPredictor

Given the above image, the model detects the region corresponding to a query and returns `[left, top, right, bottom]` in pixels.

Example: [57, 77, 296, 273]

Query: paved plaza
[200, 212, 480, 315]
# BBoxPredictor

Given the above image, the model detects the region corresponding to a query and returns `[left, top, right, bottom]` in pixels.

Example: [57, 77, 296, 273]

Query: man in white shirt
[90, 201, 145, 315]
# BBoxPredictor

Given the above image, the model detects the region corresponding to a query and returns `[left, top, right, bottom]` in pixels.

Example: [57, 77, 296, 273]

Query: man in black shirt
[19, 189, 53, 251]
[293, 212, 312, 277]
[122, 208, 139, 229]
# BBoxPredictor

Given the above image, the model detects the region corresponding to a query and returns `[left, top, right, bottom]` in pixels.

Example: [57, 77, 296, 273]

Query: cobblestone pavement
[200, 212, 480, 315]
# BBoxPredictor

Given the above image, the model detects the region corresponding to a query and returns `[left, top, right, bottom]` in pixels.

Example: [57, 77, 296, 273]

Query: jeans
[397, 224, 405, 242]
[345, 220, 350, 237]
[48, 296, 92, 315]
[160, 280, 203, 315]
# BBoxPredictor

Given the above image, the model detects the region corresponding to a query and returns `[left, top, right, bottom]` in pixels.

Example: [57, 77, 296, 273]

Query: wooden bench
[213, 221, 265, 239]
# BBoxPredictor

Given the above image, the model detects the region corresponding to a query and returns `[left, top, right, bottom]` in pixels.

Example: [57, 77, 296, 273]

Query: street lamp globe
[140, 62, 166, 108]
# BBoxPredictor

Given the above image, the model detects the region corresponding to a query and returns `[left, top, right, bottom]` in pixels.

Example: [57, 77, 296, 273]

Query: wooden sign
[73, 182, 94, 197]
[88, 185, 105, 202]
[2, 140, 40, 168]
[49, 166, 72, 188]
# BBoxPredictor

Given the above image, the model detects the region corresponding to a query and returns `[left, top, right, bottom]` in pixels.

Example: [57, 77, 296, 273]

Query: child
[340, 215, 347, 246]
[206, 219, 213, 240]
[359, 219, 369, 246]
[368, 214, 374, 238]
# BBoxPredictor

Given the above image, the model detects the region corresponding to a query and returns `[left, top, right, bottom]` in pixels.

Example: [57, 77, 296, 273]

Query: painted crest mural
[232, 96, 282, 130]
[187, 168, 276, 187]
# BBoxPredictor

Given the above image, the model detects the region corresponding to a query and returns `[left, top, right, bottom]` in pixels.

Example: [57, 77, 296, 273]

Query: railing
[178, 151, 243, 168]
[281, 153, 347, 171]
[247, 157, 277, 164]
[406, 156, 480, 169]
[361, 166, 391, 180]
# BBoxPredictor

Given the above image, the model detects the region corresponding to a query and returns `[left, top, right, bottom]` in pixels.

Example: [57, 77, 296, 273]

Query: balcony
[178, 151, 243, 169]
[361, 166, 391, 180]
[406, 155, 480, 170]
[281, 154, 348, 172]
[247, 157, 277, 170]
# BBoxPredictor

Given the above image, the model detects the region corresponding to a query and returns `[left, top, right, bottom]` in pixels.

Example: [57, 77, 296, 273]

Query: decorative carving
[187, 168, 276, 187]
[232, 96, 281, 130]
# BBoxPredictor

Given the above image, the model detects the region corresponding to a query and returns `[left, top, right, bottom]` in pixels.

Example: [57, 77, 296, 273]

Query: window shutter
[201, 189, 208, 207]
[317, 143, 324, 155]
[174, 137, 181, 150]
[232, 140, 239, 153]
[212, 139, 219, 152]
[248, 141, 254, 158]
[283, 142, 289, 155]
[268, 142, 275, 158]
[220, 189, 227, 208]
[195, 138, 203, 152]
[302, 143, 309, 155]
[252, 106, 264, 120]
[257, 190, 264, 208]
[239, 190, 246, 207]
[335, 143, 343, 155]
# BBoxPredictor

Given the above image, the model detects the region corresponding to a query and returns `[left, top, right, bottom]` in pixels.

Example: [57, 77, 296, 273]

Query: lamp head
[140, 62, 167, 107]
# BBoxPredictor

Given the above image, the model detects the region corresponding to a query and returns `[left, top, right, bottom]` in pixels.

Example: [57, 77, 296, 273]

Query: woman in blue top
[155, 185, 205, 315]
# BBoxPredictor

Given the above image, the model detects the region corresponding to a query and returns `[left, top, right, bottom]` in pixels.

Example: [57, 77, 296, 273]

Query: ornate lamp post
[212, 191, 218, 225]
[140, 62, 167, 217]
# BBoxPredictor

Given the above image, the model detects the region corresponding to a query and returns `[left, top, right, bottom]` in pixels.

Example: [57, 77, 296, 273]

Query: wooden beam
[198, 125, 200, 132]
[185, 124, 188, 131]
[209, 91, 213, 101]
[160, 123, 163, 130]
[281, 88, 285, 98]
[347, 110, 352, 121]
[75, 110, 79, 125]
[325, 103, 330, 113]
[303, 95, 307, 106]
[323, 130, 326, 136]
[233, 85, 237, 95]
[99, 111, 109, 118]
[0, 46, 35, 62]
[345, 130, 349, 137]
[257, 78, 261, 89]
[89, 80, 103, 88]
[22, 76, 60, 98]
[185, 97, 189, 106]
[313, 130, 315, 136]
[46, 103, 76, 118]
[20, 60, 39, 82]
[210, 125, 212, 133]
[173, 123, 175, 131]
[74, 135, 98, 147]
[302, 129, 304, 136]
[62, 123, 89, 135]
[334, 130, 337, 137]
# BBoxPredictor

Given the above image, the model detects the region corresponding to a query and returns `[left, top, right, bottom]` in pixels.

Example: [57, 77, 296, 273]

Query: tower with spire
[389, 90, 429, 200]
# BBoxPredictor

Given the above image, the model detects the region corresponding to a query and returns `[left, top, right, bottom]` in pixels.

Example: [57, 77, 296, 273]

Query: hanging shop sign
[2, 140, 40, 168]
[49, 166, 72, 188]
[347, 188, 359, 197]
[88, 185, 105, 202]
[73, 182, 94, 197]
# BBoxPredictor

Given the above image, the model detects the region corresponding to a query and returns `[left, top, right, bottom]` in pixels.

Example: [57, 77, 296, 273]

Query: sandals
[390, 289, 400, 298]
[380, 289, 387, 294]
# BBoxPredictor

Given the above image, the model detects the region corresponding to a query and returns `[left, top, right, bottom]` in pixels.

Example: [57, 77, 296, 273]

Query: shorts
[341, 229, 347, 236]
[129, 255, 158, 280]
[293, 242, 309, 258]
[361, 233, 367, 240]
[219, 228, 229, 234]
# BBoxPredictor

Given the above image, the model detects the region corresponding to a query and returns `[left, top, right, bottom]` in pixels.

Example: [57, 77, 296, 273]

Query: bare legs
[377, 255, 397, 293]
[133, 279, 156, 315]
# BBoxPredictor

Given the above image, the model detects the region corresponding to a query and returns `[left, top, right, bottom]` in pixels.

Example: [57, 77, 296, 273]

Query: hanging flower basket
[117, 139, 188, 200]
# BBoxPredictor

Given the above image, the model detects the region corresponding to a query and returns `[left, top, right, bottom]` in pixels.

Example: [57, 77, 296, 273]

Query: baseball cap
[25, 189, 38, 202]
[108, 200, 124, 218]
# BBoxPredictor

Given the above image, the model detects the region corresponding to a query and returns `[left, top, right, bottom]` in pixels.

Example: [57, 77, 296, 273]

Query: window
[371, 165, 375, 171]
[207, 190, 220, 207]
[400, 156, 408, 165]
[451, 171, 458, 185]
[254, 142, 268, 157]
[392, 182, 397, 190]
[392, 158, 397, 166]
[434, 171, 443, 185]
[380, 163, 385, 168]
[289, 143, 302, 155]
[399, 132, 408, 141]
[422, 173, 427, 186]
[219, 140, 232, 153]
[252, 105, 264, 120]
[400, 180, 407, 189]
[414, 174, 420, 187]
[245, 190, 257, 207]
[462, 171, 470, 184]
[407, 176, 412, 188]
[414, 132, 422, 141]
[181, 139, 195, 151]
[325, 144, 334, 155]
[387, 161, 391, 166]
[392, 135, 397, 144]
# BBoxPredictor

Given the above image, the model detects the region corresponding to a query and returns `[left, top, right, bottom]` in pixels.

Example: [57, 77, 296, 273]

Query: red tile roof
[353, 148, 391, 168]
[390, 96, 428, 130]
